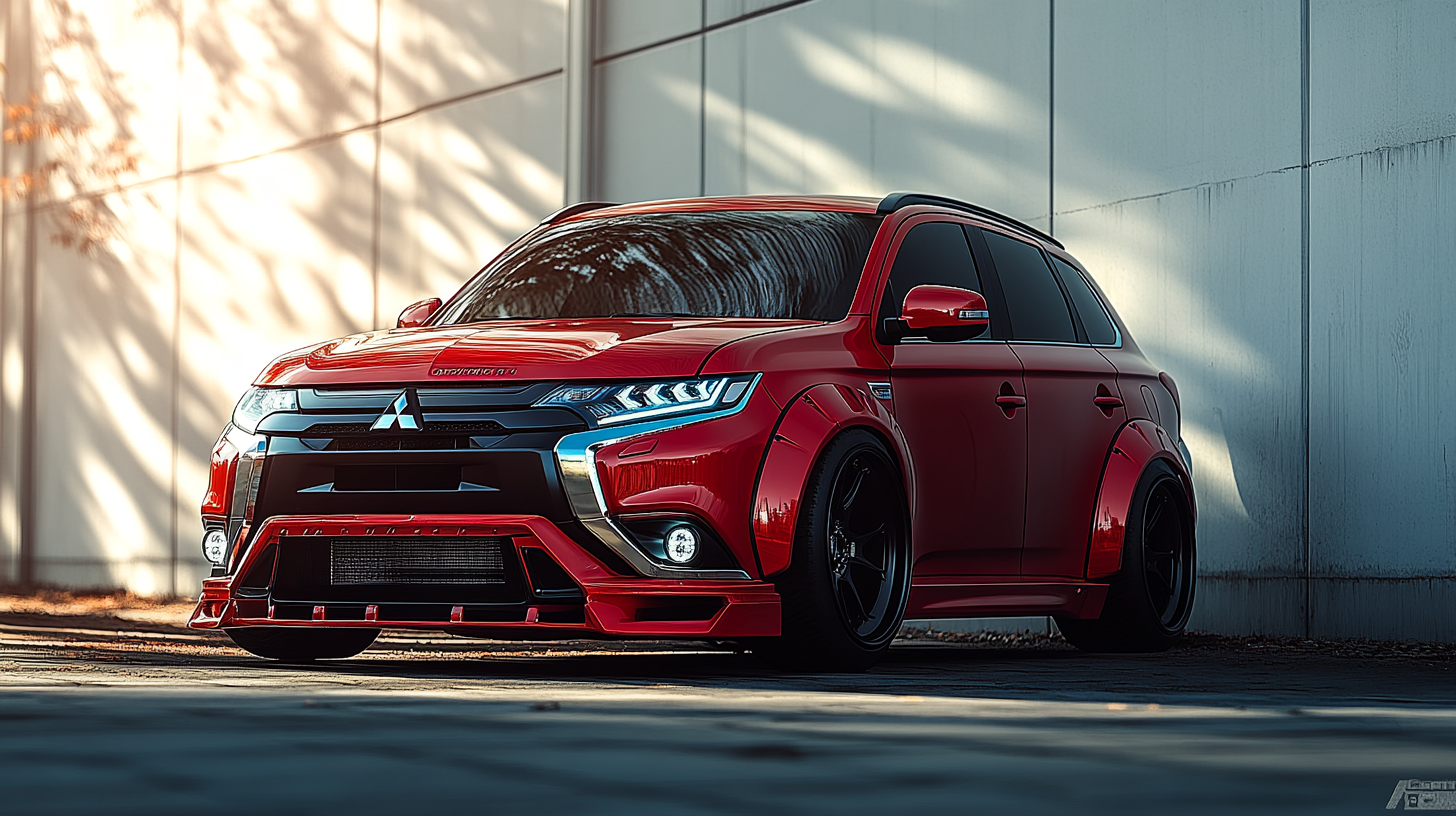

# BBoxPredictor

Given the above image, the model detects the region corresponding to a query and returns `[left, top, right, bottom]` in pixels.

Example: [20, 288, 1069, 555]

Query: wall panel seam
[1300, 0, 1312, 637]
[369, 0, 383, 331]
[168, 0, 185, 597]
[592, 0, 815, 65]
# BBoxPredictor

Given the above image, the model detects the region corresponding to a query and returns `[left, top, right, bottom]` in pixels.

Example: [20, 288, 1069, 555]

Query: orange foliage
[1, 45, 145, 257]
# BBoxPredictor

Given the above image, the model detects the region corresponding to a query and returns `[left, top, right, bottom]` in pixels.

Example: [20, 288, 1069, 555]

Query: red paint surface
[750, 383, 908, 577]
[189, 515, 781, 639]
[1014, 344, 1125, 579]
[201, 434, 237, 517]
[596, 388, 783, 576]
[395, 297, 441, 328]
[900, 285, 989, 332]
[1086, 420, 1196, 579]
[199, 195, 1195, 637]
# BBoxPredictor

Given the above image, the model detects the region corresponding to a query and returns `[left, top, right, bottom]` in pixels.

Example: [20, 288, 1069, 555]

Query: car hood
[254, 318, 816, 387]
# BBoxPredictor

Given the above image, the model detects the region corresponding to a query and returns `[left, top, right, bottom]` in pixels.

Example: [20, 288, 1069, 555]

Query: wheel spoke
[1145, 540, 1176, 557]
[837, 573, 870, 624]
[839, 464, 868, 512]
[820, 444, 908, 645]
[847, 555, 886, 581]
[1147, 561, 1174, 593]
[850, 523, 885, 545]
[1146, 493, 1166, 531]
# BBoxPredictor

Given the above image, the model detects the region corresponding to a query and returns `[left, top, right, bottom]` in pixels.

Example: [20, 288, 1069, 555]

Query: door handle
[1093, 395, 1124, 409]
[995, 395, 1027, 409]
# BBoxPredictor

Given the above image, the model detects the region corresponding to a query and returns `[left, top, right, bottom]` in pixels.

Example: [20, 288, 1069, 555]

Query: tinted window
[435, 210, 879, 324]
[1051, 256, 1117, 345]
[982, 230, 1076, 343]
[878, 222, 984, 325]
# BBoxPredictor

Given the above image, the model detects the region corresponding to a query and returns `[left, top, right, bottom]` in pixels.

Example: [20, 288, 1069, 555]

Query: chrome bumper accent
[552, 375, 762, 581]
[224, 425, 268, 571]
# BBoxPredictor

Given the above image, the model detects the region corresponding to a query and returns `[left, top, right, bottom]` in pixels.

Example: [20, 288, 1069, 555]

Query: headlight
[537, 375, 755, 426]
[231, 387, 298, 433]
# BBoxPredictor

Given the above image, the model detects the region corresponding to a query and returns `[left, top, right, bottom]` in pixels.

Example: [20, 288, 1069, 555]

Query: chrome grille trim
[552, 375, 761, 581]
[223, 424, 268, 572]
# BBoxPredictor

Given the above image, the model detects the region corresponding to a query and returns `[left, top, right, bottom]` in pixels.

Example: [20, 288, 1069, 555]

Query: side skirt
[907, 579, 1109, 621]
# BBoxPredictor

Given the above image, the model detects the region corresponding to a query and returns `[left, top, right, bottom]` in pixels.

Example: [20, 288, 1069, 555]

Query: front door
[976, 227, 1127, 579]
[878, 218, 1027, 577]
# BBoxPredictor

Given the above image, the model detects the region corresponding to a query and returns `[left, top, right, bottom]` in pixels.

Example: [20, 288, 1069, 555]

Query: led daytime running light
[538, 376, 752, 426]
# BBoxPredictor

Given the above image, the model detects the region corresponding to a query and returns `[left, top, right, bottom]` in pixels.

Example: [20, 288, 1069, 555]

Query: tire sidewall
[1123, 458, 1197, 636]
[790, 429, 912, 653]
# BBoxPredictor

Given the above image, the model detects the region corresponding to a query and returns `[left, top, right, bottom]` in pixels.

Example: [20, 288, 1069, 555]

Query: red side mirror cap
[396, 298, 442, 329]
[897, 285, 989, 341]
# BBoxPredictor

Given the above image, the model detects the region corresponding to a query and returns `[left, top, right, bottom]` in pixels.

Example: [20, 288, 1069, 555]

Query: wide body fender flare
[1087, 419, 1197, 580]
[751, 383, 912, 577]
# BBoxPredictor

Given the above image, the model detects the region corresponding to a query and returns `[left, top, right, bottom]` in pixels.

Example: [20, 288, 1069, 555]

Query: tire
[225, 627, 380, 661]
[752, 429, 912, 672]
[1057, 459, 1196, 653]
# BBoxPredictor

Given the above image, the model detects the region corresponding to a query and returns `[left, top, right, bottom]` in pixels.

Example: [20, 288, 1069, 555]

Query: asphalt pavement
[2, 621, 1454, 815]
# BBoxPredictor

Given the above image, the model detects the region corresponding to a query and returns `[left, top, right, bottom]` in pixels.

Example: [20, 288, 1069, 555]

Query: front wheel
[225, 627, 380, 661]
[752, 430, 911, 672]
[1057, 459, 1195, 652]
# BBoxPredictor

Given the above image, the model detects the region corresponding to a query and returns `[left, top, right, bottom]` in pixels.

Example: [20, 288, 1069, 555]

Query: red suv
[191, 193, 1196, 671]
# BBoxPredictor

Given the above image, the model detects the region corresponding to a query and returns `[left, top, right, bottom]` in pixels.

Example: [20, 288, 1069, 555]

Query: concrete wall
[2, 0, 1453, 641]
[590, 0, 1456, 640]
[0, 0, 566, 595]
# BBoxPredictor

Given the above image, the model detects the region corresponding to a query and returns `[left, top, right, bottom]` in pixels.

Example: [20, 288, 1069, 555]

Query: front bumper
[189, 514, 781, 639]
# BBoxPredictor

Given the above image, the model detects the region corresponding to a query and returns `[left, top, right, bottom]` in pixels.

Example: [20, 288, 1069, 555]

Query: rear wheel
[753, 430, 911, 672]
[1057, 460, 1195, 652]
[225, 627, 379, 661]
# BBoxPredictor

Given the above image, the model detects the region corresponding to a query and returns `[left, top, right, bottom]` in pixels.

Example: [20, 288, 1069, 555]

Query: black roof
[876, 192, 1062, 249]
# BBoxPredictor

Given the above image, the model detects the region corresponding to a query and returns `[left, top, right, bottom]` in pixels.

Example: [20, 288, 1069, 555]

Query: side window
[981, 230, 1076, 343]
[877, 221, 984, 331]
[1051, 256, 1117, 345]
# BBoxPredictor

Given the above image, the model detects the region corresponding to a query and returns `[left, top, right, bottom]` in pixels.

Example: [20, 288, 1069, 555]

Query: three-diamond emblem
[371, 389, 422, 431]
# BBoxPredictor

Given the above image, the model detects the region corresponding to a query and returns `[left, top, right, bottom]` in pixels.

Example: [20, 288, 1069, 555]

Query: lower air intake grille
[330, 537, 507, 585]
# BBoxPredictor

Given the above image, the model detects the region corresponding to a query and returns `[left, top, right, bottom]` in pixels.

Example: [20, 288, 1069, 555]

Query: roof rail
[540, 201, 618, 224]
[876, 192, 1062, 249]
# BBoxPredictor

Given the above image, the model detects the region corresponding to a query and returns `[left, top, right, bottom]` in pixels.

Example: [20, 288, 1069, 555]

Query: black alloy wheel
[1057, 459, 1195, 653]
[826, 449, 907, 646]
[1142, 478, 1194, 629]
[751, 429, 911, 672]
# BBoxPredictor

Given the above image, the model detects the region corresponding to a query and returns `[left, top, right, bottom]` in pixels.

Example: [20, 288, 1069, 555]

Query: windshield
[433, 210, 881, 324]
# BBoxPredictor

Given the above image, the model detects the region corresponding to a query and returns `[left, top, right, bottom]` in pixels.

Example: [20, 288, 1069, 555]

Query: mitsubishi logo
[371, 389, 423, 431]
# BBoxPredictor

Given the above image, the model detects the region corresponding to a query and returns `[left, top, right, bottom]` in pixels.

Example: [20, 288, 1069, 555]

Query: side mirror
[396, 298, 442, 329]
[886, 285, 990, 342]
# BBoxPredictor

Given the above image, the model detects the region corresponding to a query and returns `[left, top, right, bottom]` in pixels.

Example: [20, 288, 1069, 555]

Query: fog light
[663, 526, 699, 564]
[202, 529, 229, 566]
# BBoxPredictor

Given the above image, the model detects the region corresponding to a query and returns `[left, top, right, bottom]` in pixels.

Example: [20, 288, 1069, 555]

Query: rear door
[972, 227, 1127, 580]
[878, 218, 1027, 577]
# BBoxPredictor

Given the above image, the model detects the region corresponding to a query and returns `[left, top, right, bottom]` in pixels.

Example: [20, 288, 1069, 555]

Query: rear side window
[982, 230, 1076, 343]
[878, 221, 985, 328]
[1051, 256, 1117, 345]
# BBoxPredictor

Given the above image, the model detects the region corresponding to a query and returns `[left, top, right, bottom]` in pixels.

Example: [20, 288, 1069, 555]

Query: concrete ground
[2, 598, 1454, 815]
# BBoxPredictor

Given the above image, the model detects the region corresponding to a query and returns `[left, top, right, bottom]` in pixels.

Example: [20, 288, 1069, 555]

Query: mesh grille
[330, 537, 507, 585]
[330, 436, 472, 451]
[306, 422, 372, 435]
[425, 420, 506, 434]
